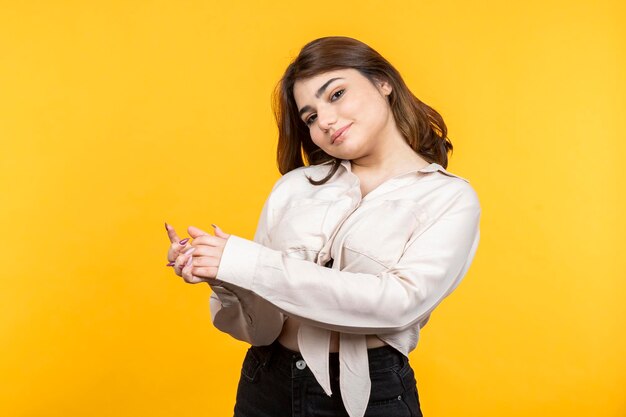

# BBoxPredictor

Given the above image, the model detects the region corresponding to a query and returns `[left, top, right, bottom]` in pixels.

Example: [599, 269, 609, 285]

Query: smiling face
[292, 68, 396, 161]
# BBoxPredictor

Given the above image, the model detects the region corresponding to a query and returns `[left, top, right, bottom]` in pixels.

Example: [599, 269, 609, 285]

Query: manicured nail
[166, 261, 175, 267]
[183, 247, 195, 255]
[165, 222, 171, 231]
[186, 256, 193, 267]
[179, 238, 190, 245]
[211, 224, 219, 231]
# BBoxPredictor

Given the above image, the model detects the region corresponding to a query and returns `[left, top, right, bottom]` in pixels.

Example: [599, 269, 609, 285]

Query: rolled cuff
[216, 234, 263, 289]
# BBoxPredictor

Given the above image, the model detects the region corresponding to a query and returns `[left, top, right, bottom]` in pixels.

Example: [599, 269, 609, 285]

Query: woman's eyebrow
[298, 77, 345, 117]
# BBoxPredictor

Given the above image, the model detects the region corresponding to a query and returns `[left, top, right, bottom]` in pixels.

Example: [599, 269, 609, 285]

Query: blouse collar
[321, 159, 469, 182]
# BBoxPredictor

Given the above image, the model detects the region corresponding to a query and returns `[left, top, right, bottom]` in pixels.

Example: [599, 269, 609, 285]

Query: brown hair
[272, 36, 453, 185]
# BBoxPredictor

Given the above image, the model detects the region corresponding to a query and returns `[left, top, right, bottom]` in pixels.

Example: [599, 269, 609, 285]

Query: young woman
[165, 36, 481, 417]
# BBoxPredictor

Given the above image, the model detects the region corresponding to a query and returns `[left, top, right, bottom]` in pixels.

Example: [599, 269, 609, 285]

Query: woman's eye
[305, 114, 317, 126]
[331, 89, 345, 101]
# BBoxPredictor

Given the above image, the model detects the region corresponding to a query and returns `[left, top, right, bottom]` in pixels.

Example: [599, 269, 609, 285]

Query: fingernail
[166, 261, 175, 267]
[179, 238, 190, 245]
[211, 224, 218, 230]
[186, 256, 193, 267]
[165, 222, 170, 231]
[183, 247, 195, 255]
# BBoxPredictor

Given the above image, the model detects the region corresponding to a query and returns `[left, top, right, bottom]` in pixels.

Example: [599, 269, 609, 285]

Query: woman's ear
[376, 78, 393, 97]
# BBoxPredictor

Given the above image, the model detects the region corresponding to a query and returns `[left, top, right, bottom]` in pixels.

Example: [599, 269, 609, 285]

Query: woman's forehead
[293, 68, 364, 102]
[295, 68, 358, 87]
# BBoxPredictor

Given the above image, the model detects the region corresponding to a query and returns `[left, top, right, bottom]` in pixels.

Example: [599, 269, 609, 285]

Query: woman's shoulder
[422, 164, 480, 208]
[424, 163, 469, 183]
[264, 161, 336, 205]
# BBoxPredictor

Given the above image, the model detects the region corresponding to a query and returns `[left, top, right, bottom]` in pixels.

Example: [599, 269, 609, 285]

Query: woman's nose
[316, 106, 337, 131]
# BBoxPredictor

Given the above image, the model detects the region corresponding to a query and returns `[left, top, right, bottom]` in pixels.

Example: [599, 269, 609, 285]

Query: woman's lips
[331, 123, 352, 144]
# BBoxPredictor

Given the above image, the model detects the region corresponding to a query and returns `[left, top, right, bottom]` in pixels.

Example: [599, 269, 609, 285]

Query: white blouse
[209, 158, 481, 417]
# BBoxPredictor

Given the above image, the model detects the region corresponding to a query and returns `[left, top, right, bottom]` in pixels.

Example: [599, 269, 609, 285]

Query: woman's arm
[214, 186, 481, 335]
[208, 190, 286, 345]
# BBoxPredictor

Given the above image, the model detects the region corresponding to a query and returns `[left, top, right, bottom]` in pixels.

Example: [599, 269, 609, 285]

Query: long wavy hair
[272, 36, 453, 185]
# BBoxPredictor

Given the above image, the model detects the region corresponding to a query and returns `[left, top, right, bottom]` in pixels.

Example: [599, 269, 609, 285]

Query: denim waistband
[249, 339, 408, 379]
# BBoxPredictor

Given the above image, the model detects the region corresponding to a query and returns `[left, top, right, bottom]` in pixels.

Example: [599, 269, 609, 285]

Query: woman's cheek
[310, 129, 328, 149]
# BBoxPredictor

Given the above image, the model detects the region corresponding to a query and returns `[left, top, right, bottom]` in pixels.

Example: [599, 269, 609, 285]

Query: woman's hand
[165, 223, 192, 278]
[165, 223, 231, 284]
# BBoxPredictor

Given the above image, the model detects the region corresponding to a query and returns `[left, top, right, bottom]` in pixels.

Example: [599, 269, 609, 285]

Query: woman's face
[292, 68, 394, 161]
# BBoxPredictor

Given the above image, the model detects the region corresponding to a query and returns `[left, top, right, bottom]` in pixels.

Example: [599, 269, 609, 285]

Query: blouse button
[295, 359, 307, 370]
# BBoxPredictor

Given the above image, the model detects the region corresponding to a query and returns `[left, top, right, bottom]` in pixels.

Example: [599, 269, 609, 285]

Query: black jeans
[233, 339, 423, 417]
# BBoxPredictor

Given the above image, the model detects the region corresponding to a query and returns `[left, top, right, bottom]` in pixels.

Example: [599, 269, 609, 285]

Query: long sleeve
[208, 188, 286, 345]
[216, 186, 481, 335]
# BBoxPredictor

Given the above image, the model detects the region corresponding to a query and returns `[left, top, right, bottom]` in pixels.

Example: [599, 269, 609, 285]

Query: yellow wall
[1, 1, 624, 416]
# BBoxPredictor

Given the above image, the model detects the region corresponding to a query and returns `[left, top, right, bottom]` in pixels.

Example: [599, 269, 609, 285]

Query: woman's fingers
[166, 224, 228, 282]
[174, 245, 221, 282]
[167, 238, 191, 263]
[187, 225, 211, 239]
[165, 222, 180, 243]
[184, 250, 221, 282]
[165, 222, 192, 262]
[174, 247, 195, 276]
[189, 234, 222, 247]
[181, 254, 209, 284]
[212, 224, 230, 239]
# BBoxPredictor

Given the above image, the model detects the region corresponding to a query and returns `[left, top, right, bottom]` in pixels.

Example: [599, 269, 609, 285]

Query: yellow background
[1, 0, 624, 416]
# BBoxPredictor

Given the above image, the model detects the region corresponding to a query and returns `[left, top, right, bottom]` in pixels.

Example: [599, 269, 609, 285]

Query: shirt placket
[316, 197, 362, 268]
[317, 176, 403, 269]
